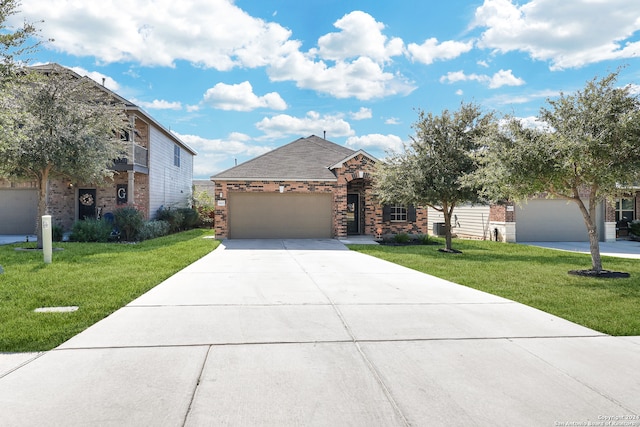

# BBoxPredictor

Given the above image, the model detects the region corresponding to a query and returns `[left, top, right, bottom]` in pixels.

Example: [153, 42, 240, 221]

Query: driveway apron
[0, 239, 638, 426]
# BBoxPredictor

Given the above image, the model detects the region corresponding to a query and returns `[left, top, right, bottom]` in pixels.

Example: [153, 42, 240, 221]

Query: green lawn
[349, 238, 640, 336]
[0, 229, 219, 352]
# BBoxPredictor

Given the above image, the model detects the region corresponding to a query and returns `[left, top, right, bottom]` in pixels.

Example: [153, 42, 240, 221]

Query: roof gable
[212, 135, 356, 181]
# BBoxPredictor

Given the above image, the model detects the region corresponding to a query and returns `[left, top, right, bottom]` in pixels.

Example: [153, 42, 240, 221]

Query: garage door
[0, 189, 38, 234]
[228, 192, 333, 239]
[515, 199, 602, 242]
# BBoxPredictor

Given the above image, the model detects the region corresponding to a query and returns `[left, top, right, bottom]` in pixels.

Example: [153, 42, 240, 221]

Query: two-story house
[0, 64, 196, 235]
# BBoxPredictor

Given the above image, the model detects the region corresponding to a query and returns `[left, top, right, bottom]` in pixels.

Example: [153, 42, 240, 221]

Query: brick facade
[214, 153, 429, 239]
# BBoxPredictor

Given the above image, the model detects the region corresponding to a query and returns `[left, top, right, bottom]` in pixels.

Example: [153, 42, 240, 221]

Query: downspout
[127, 114, 135, 205]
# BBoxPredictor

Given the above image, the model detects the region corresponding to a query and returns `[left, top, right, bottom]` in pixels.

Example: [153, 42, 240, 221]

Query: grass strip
[0, 229, 218, 352]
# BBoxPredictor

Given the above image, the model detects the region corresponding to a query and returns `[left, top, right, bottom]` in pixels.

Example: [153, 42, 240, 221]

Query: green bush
[629, 220, 640, 237]
[114, 206, 145, 241]
[52, 224, 64, 242]
[178, 208, 199, 230]
[415, 234, 430, 245]
[156, 207, 184, 233]
[137, 220, 171, 241]
[70, 219, 112, 242]
[394, 232, 410, 243]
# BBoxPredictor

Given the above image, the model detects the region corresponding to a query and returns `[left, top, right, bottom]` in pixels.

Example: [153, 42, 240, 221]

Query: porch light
[279, 185, 284, 193]
[358, 171, 364, 178]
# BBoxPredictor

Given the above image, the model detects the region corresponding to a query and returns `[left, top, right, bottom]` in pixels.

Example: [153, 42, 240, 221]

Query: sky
[7, 0, 640, 179]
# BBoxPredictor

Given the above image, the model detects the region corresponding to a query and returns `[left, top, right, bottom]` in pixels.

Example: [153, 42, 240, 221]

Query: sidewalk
[1, 239, 639, 426]
[522, 239, 640, 259]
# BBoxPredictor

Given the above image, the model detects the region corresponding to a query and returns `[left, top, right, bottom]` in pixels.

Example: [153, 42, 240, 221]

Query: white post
[42, 215, 52, 264]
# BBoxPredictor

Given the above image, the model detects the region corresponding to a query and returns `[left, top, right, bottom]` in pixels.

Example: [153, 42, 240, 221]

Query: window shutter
[382, 205, 391, 222]
[407, 205, 417, 222]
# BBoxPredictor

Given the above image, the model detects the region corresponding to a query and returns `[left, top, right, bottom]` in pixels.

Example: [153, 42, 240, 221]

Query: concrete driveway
[1, 239, 639, 426]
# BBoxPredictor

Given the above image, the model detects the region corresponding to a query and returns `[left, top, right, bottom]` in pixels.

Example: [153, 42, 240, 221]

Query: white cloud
[384, 117, 401, 125]
[516, 116, 548, 131]
[255, 111, 355, 140]
[134, 99, 183, 110]
[69, 66, 120, 91]
[456, 89, 464, 96]
[440, 69, 524, 88]
[202, 81, 287, 111]
[488, 69, 525, 88]
[472, 0, 640, 70]
[407, 38, 473, 65]
[268, 53, 415, 100]
[486, 89, 560, 105]
[350, 107, 372, 120]
[345, 134, 403, 153]
[12, 0, 296, 71]
[315, 11, 404, 64]
[477, 60, 489, 68]
[13, 3, 415, 101]
[174, 132, 273, 177]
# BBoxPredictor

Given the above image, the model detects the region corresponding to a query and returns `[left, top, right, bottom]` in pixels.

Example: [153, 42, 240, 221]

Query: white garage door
[515, 199, 602, 242]
[228, 192, 333, 239]
[0, 189, 38, 234]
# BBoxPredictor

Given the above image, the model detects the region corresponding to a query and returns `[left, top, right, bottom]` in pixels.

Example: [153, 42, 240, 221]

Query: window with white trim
[390, 205, 407, 222]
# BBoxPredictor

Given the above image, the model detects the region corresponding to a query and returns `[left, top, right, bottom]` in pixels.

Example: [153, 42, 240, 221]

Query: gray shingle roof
[211, 135, 356, 181]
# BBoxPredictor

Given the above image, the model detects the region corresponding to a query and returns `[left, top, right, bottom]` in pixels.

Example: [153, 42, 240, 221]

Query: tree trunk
[573, 195, 603, 272]
[442, 202, 454, 251]
[36, 167, 51, 249]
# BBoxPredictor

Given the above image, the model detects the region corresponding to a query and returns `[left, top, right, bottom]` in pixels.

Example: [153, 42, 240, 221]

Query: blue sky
[9, 0, 640, 178]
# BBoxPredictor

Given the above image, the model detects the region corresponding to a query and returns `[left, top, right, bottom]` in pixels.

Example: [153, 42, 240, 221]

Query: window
[174, 144, 181, 167]
[390, 205, 407, 222]
[616, 198, 635, 223]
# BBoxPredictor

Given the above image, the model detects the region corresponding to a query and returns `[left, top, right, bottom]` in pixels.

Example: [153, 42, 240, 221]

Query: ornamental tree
[374, 102, 495, 252]
[0, 66, 128, 246]
[478, 71, 640, 273]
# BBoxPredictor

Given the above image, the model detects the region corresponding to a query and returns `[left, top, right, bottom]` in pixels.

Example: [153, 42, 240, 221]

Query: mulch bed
[568, 269, 630, 279]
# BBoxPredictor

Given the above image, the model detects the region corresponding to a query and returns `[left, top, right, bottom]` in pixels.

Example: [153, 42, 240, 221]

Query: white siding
[148, 127, 193, 218]
[428, 204, 491, 239]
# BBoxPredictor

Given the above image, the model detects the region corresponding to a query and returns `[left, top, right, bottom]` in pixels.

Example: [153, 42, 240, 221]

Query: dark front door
[347, 194, 359, 235]
[78, 189, 97, 220]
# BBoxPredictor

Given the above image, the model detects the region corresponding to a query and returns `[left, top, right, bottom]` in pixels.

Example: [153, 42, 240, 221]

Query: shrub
[137, 220, 171, 241]
[52, 224, 64, 242]
[178, 208, 199, 230]
[156, 207, 184, 233]
[415, 234, 430, 245]
[394, 232, 410, 243]
[191, 189, 215, 228]
[630, 220, 640, 238]
[70, 219, 112, 242]
[114, 206, 145, 241]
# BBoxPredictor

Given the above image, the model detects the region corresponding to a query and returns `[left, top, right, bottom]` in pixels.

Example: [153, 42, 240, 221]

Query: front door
[78, 189, 97, 220]
[347, 194, 359, 235]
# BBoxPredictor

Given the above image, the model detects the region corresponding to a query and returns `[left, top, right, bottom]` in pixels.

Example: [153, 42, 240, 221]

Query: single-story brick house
[428, 190, 640, 243]
[0, 63, 196, 235]
[211, 135, 429, 239]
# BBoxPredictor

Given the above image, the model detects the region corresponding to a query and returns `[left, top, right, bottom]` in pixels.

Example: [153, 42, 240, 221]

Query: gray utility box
[433, 222, 446, 236]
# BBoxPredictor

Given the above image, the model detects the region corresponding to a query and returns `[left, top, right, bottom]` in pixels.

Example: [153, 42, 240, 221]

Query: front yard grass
[349, 238, 640, 336]
[0, 229, 219, 352]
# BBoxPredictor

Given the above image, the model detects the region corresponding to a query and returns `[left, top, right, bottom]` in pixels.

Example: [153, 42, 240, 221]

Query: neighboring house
[438, 191, 640, 243]
[211, 135, 429, 239]
[0, 63, 196, 234]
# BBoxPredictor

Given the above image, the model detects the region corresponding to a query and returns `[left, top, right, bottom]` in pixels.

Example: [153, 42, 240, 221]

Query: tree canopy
[478, 70, 640, 273]
[0, 0, 41, 82]
[374, 102, 495, 251]
[0, 66, 128, 245]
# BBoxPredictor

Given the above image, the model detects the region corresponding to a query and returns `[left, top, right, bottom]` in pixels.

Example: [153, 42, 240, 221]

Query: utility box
[433, 222, 446, 236]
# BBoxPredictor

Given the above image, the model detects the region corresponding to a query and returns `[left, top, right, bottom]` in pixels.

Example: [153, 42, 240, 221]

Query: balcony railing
[113, 143, 149, 173]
